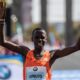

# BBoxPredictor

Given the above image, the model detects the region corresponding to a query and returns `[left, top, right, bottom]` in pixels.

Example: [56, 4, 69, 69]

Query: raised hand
[0, 1, 6, 22]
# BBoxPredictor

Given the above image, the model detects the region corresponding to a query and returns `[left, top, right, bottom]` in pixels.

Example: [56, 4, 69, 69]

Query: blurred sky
[32, 0, 80, 23]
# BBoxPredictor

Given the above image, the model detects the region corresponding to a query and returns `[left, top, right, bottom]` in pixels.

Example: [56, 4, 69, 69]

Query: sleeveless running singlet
[23, 50, 51, 80]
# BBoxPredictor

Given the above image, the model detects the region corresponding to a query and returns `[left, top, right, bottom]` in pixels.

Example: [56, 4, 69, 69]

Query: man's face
[32, 30, 47, 49]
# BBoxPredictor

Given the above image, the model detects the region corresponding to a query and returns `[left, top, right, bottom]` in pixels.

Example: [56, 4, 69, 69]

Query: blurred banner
[0, 55, 23, 80]
[52, 70, 80, 80]
[0, 54, 80, 80]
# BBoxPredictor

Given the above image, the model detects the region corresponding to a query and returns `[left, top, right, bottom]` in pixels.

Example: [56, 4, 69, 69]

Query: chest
[24, 52, 50, 66]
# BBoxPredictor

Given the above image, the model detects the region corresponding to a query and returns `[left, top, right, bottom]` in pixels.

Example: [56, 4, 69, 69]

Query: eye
[41, 36, 45, 39]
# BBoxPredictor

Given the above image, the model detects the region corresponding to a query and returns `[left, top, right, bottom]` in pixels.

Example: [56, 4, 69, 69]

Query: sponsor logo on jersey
[33, 67, 38, 71]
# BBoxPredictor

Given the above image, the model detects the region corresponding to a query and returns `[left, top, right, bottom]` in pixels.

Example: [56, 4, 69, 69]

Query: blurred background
[0, 0, 80, 80]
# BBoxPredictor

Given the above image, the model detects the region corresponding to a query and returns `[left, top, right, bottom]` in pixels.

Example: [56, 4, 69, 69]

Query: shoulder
[20, 46, 30, 51]
[19, 45, 30, 56]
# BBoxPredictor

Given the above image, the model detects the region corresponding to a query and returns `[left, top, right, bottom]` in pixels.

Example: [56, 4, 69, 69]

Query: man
[0, 2, 80, 80]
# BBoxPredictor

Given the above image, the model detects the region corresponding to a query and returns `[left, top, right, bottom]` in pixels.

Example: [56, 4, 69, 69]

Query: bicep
[51, 49, 71, 59]
[2, 41, 21, 52]
[49, 46, 78, 66]
[2, 41, 30, 55]
[53, 46, 78, 58]
[50, 49, 64, 60]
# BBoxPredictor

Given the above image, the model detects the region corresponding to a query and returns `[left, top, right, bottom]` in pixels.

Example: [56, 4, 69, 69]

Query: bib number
[26, 66, 47, 80]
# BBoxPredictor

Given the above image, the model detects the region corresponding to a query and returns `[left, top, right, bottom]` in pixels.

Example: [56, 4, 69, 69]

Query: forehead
[33, 30, 47, 36]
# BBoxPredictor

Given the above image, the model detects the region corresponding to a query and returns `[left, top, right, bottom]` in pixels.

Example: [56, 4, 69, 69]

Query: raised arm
[54, 38, 80, 58]
[0, 2, 29, 55]
[49, 38, 80, 66]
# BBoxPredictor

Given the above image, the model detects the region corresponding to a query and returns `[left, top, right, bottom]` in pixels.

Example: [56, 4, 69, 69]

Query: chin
[39, 45, 44, 49]
[36, 45, 43, 48]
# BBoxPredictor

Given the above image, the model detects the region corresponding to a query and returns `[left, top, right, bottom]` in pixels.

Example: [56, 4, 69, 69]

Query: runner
[0, 1, 80, 80]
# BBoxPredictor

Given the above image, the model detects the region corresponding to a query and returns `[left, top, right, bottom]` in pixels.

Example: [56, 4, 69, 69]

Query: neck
[34, 47, 44, 55]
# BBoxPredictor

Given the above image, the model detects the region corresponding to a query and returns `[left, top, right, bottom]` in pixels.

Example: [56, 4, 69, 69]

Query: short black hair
[32, 27, 45, 36]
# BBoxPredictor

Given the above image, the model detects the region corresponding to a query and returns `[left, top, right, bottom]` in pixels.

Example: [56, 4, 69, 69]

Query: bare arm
[0, 2, 29, 55]
[54, 38, 80, 58]
[49, 38, 80, 66]
[0, 22, 30, 55]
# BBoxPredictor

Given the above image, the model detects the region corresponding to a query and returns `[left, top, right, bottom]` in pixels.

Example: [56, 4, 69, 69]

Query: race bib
[26, 66, 47, 80]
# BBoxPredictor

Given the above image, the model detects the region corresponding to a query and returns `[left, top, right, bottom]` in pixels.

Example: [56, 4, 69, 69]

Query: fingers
[0, 1, 6, 21]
